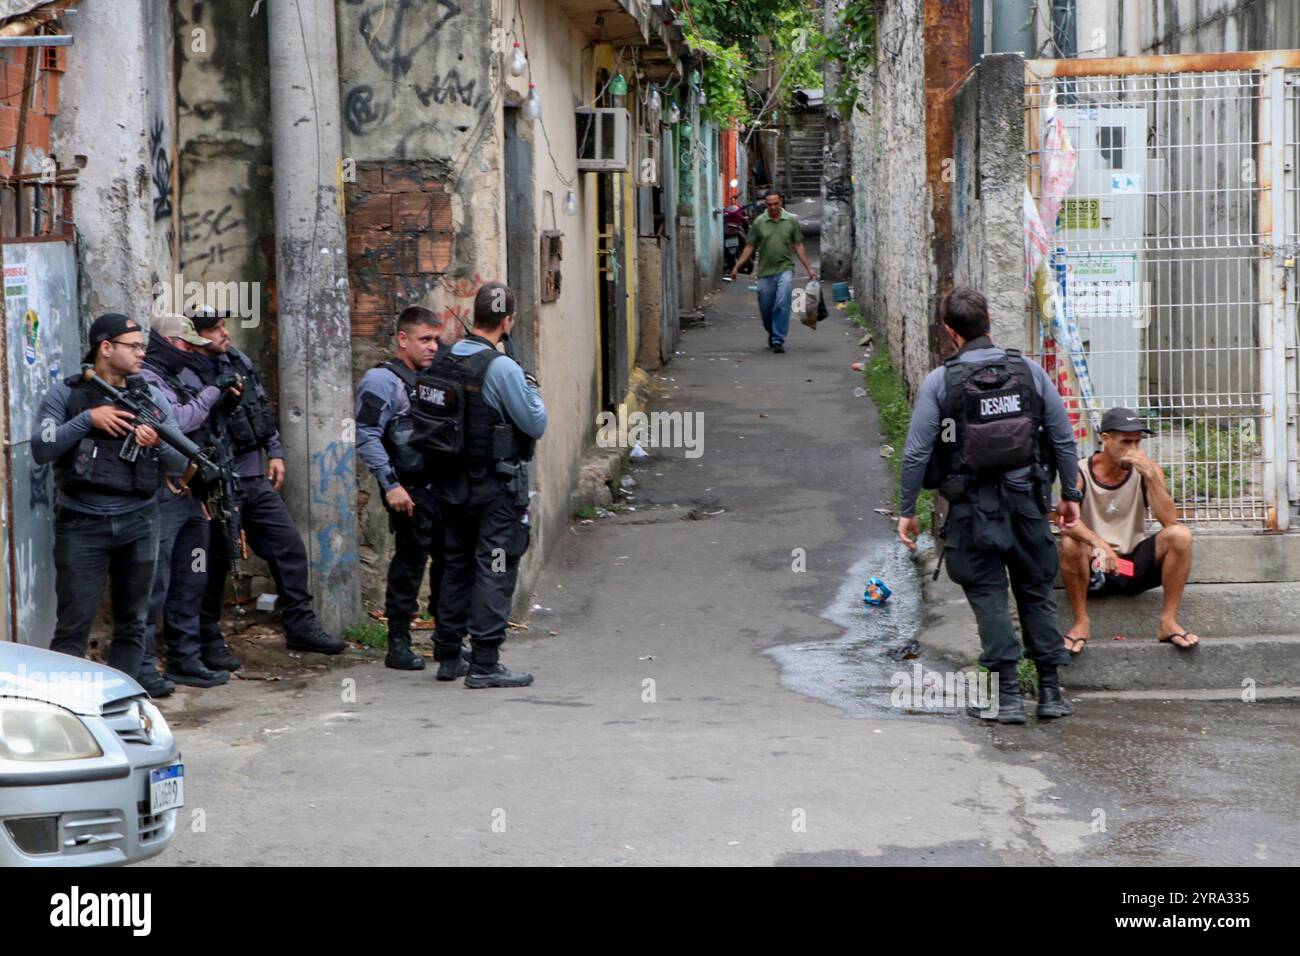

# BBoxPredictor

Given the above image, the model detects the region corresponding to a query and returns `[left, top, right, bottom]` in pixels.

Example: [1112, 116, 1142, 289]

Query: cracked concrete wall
[173, 0, 275, 368]
[51, 0, 175, 330]
[950, 54, 1026, 355]
[850, 0, 933, 395]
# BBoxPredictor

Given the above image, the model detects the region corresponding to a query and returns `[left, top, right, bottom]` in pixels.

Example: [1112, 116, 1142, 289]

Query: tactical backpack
[926, 349, 1045, 486]
[409, 346, 502, 465]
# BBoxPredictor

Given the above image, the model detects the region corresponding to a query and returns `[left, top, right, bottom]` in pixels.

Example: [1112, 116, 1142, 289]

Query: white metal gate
[1025, 52, 1300, 530]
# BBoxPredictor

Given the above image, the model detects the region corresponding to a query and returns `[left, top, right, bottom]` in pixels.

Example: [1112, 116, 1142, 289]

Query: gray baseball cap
[1100, 407, 1154, 434]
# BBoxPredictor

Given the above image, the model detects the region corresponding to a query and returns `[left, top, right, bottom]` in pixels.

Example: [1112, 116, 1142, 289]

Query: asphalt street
[150, 276, 1300, 866]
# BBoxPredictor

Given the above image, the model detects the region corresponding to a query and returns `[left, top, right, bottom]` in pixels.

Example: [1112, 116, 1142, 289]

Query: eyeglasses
[108, 338, 146, 354]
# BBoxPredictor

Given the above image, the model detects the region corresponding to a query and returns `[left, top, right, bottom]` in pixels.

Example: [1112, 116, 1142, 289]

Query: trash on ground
[880, 444, 895, 458]
[257, 593, 278, 612]
[620, 475, 638, 489]
[630, 442, 649, 458]
[853, 386, 866, 398]
[863, 577, 893, 605]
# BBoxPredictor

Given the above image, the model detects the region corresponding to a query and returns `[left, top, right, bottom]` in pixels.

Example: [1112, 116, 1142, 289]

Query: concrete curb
[913, 545, 1300, 692]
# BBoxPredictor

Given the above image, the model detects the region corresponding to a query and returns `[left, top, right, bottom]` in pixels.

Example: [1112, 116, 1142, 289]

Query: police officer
[897, 287, 1083, 723]
[428, 283, 546, 687]
[134, 313, 243, 694]
[355, 305, 455, 672]
[188, 309, 345, 657]
[31, 313, 190, 679]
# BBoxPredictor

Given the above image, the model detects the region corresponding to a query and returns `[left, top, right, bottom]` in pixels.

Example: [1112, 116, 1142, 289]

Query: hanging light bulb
[648, 86, 662, 115]
[509, 42, 527, 78]
[563, 190, 577, 216]
[523, 83, 542, 121]
[668, 102, 681, 124]
[697, 86, 707, 107]
[609, 73, 628, 97]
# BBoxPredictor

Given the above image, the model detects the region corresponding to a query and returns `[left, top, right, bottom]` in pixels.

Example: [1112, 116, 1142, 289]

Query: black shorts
[1088, 533, 1163, 597]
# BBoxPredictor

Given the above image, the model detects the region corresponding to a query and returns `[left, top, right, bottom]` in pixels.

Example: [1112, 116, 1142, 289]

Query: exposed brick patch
[345, 161, 454, 337]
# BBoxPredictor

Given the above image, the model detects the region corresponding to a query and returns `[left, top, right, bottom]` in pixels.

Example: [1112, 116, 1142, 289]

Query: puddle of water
[766, 536, 956, 719]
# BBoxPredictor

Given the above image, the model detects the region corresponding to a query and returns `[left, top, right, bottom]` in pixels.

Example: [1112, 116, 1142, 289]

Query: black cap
[1100, 407, 1154, 435]
[186, 306, 229, 332]
[84, 312, 141, 364]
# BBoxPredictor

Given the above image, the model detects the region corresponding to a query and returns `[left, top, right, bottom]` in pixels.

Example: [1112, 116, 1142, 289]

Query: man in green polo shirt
[728, 189, 818, 353]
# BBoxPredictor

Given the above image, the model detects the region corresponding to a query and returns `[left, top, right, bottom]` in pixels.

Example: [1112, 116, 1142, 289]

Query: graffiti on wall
[341, 0, 489, 140]
[149, 114, 173, 222]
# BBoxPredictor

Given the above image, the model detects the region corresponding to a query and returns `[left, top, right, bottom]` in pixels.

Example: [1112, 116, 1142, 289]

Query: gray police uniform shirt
[451, 339, 548, 440]
[138, 365, 221, 480]
[32, 380, 189, 516]
[355, 364, 412, 493]
[900, 340, 1080, 518]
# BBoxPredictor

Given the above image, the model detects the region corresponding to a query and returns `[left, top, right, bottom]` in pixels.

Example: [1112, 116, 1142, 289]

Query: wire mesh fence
[1025, 63, 1298, 529]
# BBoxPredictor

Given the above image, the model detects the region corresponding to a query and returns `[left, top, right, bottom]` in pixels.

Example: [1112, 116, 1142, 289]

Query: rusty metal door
[1, 241, 80, 645]
[1026, 53, 1300, 530]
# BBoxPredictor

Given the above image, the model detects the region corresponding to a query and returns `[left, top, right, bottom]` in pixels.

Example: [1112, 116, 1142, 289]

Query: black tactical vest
[412, 336, 533, 471]
[143, 356, 214, 450]
[377, 360, 429, 479]
[55, 377, 163, 498]
[219, 348, 277, 453]
[926, 348, 1046, 489]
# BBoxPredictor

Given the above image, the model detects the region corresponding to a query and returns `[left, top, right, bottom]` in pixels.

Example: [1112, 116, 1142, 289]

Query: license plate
[725, 237, 739, 250]
[149, 764, 184, 814]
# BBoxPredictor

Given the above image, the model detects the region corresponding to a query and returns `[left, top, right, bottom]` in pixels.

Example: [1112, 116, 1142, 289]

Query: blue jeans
[756, 270, 793, 346]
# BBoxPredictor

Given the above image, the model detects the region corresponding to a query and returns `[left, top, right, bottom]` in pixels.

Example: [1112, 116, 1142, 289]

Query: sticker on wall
[23, 309, 39, 365]
[1111, 173, 1140, 194]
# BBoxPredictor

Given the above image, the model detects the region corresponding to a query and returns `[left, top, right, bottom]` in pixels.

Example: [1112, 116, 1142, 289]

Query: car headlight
[0, 698, 103, 761]
[134, 699, 174, 749]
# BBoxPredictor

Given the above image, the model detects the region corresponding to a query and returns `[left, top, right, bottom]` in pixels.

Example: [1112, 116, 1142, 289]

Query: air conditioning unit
[576, 107, 630, 172]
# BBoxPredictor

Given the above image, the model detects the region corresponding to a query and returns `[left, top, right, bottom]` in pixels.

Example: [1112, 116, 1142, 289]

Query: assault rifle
[80, 365, 216, 487]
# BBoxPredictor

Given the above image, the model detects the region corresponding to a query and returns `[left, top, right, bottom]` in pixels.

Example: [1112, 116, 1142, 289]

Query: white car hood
[0, 641, 143, 715]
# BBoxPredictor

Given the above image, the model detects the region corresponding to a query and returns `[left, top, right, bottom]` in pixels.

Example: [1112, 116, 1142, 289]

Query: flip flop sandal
[1064, 634, 1089, 655]
[1160, 631, 1200, 650]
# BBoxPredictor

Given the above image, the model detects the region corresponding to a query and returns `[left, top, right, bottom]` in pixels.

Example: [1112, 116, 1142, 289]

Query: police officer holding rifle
[133, 313, 245, 695]
[31, 313, 209, 677]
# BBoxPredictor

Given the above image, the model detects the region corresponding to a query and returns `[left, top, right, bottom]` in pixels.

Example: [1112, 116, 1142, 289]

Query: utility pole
[820, 0, 855, 285]
[266, 0, 361, 634]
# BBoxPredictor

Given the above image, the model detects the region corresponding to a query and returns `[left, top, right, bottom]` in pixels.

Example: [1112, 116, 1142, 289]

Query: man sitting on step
[1058, 406, 1198, 653]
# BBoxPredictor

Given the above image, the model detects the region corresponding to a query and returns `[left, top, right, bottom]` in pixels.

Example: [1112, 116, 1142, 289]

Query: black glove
[214, 369, 242, 391]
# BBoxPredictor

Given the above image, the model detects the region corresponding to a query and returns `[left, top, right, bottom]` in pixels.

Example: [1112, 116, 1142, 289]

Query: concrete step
[1055, 580, 1300, 638]
[1062, 633, 1300, 691]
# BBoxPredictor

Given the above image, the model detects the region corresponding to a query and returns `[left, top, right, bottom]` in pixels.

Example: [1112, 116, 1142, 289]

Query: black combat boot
[436, 655, 470, 681]
[1035, 663, 1074, 719]
[164, 659, 230, 688]
[965, 666, 1026, 724]
[202, 643, 242, 673]
[384, 623, 425, 671]
[464, 662, 534, 689]
[286, 628, 346, 655]
[137, 671, 175, 699]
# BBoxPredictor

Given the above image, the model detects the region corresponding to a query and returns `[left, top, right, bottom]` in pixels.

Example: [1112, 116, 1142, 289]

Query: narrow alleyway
[150, 277, 1298, 866]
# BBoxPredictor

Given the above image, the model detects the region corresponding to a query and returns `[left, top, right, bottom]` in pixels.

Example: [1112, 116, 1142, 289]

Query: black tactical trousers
[942, 489, 1069, 671]
[433, 472, 530, 665]
[200, 476, 317, 645]
[140, 489, 210, 674]
[51, 502, 159, 677]
[385, 487, 445, 628]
